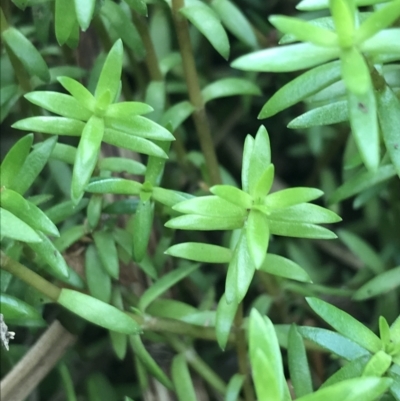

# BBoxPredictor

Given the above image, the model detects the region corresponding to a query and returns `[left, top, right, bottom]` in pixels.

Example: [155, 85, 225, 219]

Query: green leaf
[0, 293, 46, 327]
[299, 327, 370, 360]
[225, 229, 255, 304]
[330, 0, 355, 47]
[74, 0, 95, 31]
[353, 266, 400, 300]
[210, 185, 253, 209]
[268, 203, 341, 224]
[259, 60, 341, 118]
[211, 0, 257, 48]
[93, 231, 120, 279]
[180, 2, 230, 60]
[129, 335, 174, 389]
[249, 310, 290, 401]
[133, 199, 153, 262]
[297, 0, 391, 11]
[87, 194, 103, 229]
[329, 164, 396, 204]
[152, 187, 193, 208]
[160, 101, 194, 131]
[341, 47, 371, 96]
[288, 100, 348, 129]
[362, 350, 392, 377]
[231, 42, 339, 72]
[165, 242, 232, 263]
[58, 289, 140, 334]
[306, 297, 382, 353]
[215, 294, 237, 350]
[95, 39, 123, 102]
[99, 157, 146, 175]
[260, 254, 312, 282]
[288, 324, 313, 397]
[225, 374, 245, 401]
[269, 15, 338, 47]
[268, 220, 337, 239]
[360, 29, 400, 59]
[105, 115, 175, 141]
[87, 373, 118, 401]
[27, 232, 70, 279]
[53, 225, 87, 252]
[377, 84, 400, 178]
[103, 129, 168, 158]
[165, 214, 245, 231]
[296, 378, 392, 401]
[45, 199, 89, 225]
[246, 210, 269, 268]
[12, 136, 57, 195]
[12, 117, 85, 136]
[58, 76, 95, 110]
[355, 0, 400, 44]
[86, 177, 142, 195]
[2, 27, 50, 82]
[253, 165, 275, 199]
[0, 188, 59, 237]
[72, 116, 104, 203]
[85, 244, 111, 303]
[338, 229, 384, 274]
[24, 91, 92, 121]
[147, 299, 197, 320]
[173, 196, 246, 217]
[202, 78, 261, 103]
[101, 0, 145, 57]
[105, 101, 153, 119]
[138, 263, 200, 311]
[265, 187, 323, 209]
[171, 354, 197, 401]
[241, 135, 254, 193]
[55, 0, 77, 46]
[248, 126, 271, 196]
[49, 143, 77, 165]
[0, 134, 33, 188]
[124, 0, 147, 16]
[379, 316, 391, 348]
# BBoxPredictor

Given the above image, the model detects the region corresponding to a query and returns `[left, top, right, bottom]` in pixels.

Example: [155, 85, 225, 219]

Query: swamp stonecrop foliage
[1, 0, 399, 400]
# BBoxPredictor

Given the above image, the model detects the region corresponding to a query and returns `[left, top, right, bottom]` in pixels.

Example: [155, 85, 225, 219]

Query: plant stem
[0, 252, 60, 301]
[235, 303, 255, 401]
[171, 0, 222, 185]
[167, 334, 227, 395]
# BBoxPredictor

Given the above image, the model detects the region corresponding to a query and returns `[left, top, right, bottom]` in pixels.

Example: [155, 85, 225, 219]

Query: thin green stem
[0, 252, 60, 301]
[171, 0, 221, 185]
[235, 303, 255, 401]
[167, 334, 227, 395]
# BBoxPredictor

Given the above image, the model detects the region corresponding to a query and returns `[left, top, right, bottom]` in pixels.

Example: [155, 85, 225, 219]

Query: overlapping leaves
[12, 40, 174, 204]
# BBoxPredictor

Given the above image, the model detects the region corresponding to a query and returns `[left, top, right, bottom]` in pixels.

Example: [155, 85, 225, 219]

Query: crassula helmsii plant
[0, 0, 399, 400]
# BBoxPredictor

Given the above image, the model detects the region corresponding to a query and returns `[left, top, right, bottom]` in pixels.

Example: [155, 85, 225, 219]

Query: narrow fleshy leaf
[124, 0, 147, 16]
[129, 335, 174, 389]
[330, 0, 355, 47]
[165, 243, 232, 263]
[362, 350, 392, 377]
[0, 188, 59, 237]
[160, 101, 194, 131]
[45, 198, 89, 225]
[241, 135, 254, 193]
[180, 2, 230, 59]
[2, 27, 50, 82]
[225, 374, 245, 401]
[58, 76, 95, 110]
[74, 0, 95, 31]
[288, 324, 313, 397]
[133, 199, 153, 262]
[268, 220, 337, 239]
[93, 230, 120, 279]
[72, 116, 104, 204]
[353, 266, 400, 300]
[55, 0, 77, 45]
[360, 29, 400, 59]
[12, 116, 85, 136]
[152, 187, 193, 208]
[138, 263, 200, 311]
[95, 39, 123, 102]
[246, 210, 269, 269]
[376, 84, 400, 178]
[211, 0, 257, 48]
[53, 225, 86, 252]
[58, 289, 140, 334]
[265, 187, 323, 209]
[260, 254, 312, 282]
[85, 244, 111, 303]
[24, 92, 92, 121]
[86, 177, 143, 195]
[0, 208, 42, 243]
[306, 297, 382, 353]
[253, 165, 275, 199]
[210, 185, 253, 209]
[105, 101, 153, 119]
[340, 48, 371, 95]
[166, 214, 245, 231]
[231, 42, 339, 72]
[259, 60, 341, 118]
[202, 78, 261, 103]
[99, 157, 146, 175]
[103, 129, 168, 158]
[0, 134, 33, 188]
[171, 354, 197, 401]
[215, 294, 237, 350]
